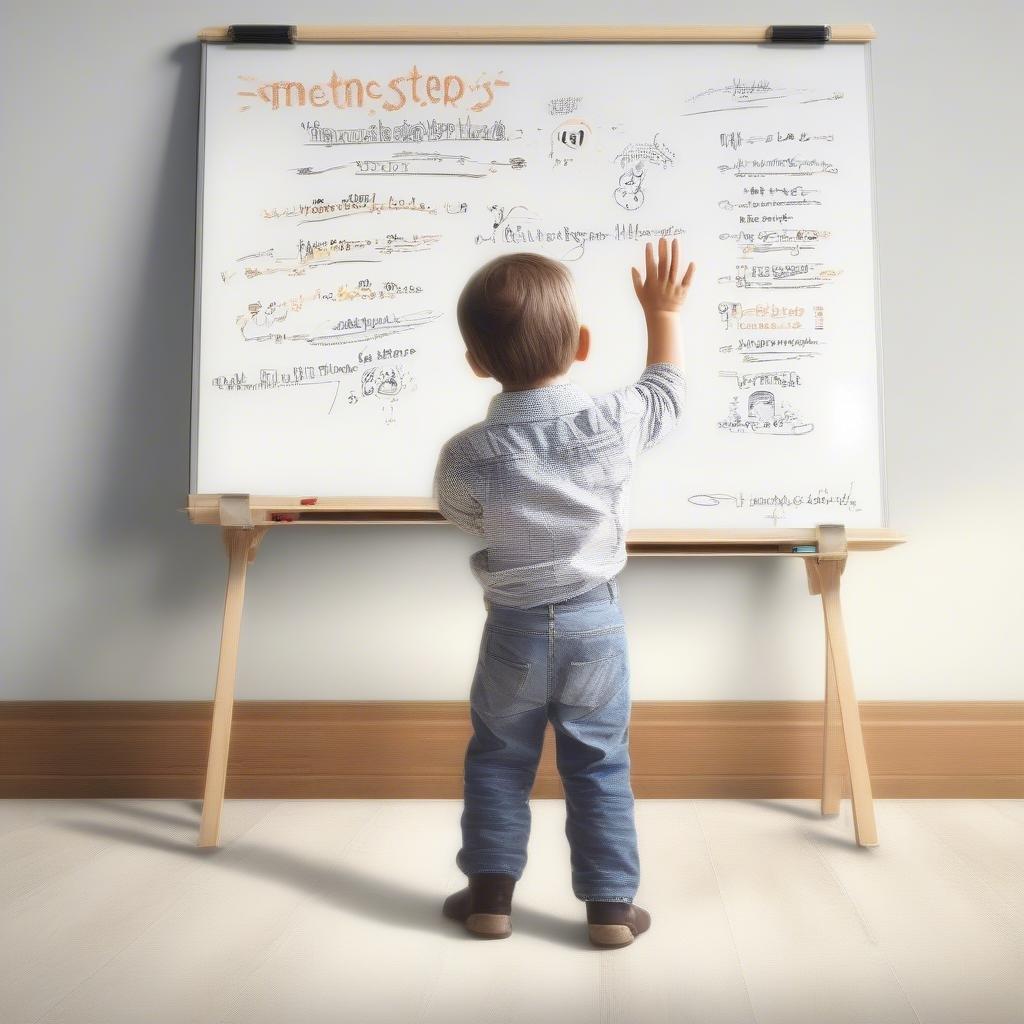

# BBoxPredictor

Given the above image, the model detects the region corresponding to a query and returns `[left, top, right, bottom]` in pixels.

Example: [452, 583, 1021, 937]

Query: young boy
[435, 237, 695, 948]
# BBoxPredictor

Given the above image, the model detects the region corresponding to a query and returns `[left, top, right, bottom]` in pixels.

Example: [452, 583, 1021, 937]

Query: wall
[3, 0, 1022, 701]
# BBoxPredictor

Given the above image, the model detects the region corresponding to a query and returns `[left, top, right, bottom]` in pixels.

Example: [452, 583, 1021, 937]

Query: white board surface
[192, 39, 885, 529]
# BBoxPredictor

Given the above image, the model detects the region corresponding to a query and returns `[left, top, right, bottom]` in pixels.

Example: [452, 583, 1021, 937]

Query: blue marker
[791, 545, 817, 553]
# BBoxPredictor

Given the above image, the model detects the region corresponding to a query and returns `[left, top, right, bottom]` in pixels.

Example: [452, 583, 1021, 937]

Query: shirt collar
[485, 381, 594, 424]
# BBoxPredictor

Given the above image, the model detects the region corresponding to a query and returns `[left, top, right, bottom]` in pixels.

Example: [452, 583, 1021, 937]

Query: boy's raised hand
[631, 237, 695, 318]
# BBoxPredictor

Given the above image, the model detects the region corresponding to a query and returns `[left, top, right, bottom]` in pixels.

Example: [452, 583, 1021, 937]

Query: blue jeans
[457, 578, 639, 903]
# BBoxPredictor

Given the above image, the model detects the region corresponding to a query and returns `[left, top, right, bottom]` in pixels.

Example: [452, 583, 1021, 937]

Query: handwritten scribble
[294, 151, 526, 178]
[720, 129, 834, 150]
[220, 235, 442, 283]
[263, 195, 437, 226]
[305, 115, 512, 145]
[684, 79, 844, 116]
[718, 156, 839, 177]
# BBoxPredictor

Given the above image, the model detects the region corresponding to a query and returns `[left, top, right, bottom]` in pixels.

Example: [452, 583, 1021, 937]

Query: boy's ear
[576, 324, 591, 363]
[465, 349, 491, 379]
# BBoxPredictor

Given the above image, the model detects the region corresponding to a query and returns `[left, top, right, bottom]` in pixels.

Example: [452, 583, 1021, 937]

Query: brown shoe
[442, 873, 517, 939]
[586, 901, 652, 948]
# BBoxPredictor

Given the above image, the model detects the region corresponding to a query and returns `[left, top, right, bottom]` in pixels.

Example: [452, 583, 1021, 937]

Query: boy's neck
[502, 373, 569, 393]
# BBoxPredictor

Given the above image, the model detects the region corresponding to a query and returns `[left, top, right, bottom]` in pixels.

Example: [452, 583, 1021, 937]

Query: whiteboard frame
[189, 42, 208, 496]
[189, 25, 888, 532]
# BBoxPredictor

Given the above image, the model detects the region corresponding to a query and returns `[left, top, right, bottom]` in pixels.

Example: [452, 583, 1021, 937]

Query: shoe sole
[465, 913, 512, 939]
[588, 923, 636, 948]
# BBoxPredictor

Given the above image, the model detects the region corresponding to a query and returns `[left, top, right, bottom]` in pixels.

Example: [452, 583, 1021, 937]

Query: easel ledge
[184, 494, 904, 553]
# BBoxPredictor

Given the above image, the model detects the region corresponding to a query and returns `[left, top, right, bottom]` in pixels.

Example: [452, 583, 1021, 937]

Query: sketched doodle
[717, 393, 814, 435]
[550, 118, 592, 161]
[612, 134, 675, 211]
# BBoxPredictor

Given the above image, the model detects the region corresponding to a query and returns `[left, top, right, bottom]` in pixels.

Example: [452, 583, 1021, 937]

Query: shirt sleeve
[601, 362, 687, 455]
[433, 441, 485, 538]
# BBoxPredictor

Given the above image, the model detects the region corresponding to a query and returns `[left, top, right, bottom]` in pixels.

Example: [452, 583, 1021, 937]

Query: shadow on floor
[736, 798, 824, 820]
[60, 801, 592, 949]
[736, 798, 872, 851]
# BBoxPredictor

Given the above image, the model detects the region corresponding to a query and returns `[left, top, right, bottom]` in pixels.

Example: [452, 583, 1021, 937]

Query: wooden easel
[187, 494, 903, 848]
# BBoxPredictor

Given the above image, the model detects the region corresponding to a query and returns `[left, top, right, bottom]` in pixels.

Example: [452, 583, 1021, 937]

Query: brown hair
[456, 253, 579, 389]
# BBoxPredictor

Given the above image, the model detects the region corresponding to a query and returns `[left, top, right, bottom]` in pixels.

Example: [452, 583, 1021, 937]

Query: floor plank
[593, 799, 756, 1024]
[806, 802, 1024, 1024]
[898, 800, 1024, 918]
[697, 799, 920, 1024]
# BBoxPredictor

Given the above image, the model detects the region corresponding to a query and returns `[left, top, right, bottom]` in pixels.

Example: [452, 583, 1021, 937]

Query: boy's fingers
[681, 261, 696, 287]
[644, 241, 655, 280]
[668, 237, 679, 283]
[658, 236, 668, 280]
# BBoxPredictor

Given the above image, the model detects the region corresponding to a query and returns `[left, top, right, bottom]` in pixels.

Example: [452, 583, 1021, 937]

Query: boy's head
[457, 253, 589, 390]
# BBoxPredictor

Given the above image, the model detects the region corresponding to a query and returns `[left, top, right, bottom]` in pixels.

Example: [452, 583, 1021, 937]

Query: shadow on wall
[91, 40, 212, 605]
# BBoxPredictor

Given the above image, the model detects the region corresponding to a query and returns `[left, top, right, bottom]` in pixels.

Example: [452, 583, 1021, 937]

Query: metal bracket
[219, 494, 254, 528]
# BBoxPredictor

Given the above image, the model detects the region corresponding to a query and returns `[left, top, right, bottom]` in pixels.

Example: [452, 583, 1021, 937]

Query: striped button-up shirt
[434, 362, 687, 608]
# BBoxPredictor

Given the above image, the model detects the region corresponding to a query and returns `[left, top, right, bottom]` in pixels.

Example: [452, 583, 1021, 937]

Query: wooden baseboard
[0, 701, 1020, 799]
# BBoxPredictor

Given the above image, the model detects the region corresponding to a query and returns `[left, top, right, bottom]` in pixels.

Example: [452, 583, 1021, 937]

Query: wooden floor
[1, 799, 1021, 1024]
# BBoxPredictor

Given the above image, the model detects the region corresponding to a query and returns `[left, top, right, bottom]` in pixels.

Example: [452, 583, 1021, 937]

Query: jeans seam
[546, 604, 554, 701]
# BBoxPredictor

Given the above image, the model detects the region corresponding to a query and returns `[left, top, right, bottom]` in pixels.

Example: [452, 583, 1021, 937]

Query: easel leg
[821, 636, 846, 815]
[817, 559, 878, 847]
[804, 559, 846, 815]
[197, 527, 266, 848]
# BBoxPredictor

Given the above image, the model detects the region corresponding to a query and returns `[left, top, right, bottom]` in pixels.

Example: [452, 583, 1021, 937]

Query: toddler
[435, 238, 694, 948]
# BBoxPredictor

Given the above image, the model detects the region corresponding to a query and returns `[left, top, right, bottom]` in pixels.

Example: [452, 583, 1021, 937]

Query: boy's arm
[433, 442, 485, 538]
[612, 237, 695, 452]
[620, 363, 688, 454]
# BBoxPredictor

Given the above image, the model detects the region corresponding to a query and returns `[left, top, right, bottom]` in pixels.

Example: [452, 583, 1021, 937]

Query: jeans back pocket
[557, 653, 627, 721]
[471, 650, 542, 719]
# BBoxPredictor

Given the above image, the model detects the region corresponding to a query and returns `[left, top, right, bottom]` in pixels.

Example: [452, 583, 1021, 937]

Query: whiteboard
[192, 38, 886, 529]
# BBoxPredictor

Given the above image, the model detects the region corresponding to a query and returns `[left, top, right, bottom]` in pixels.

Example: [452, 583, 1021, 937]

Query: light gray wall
[4, 0, 1022, 701]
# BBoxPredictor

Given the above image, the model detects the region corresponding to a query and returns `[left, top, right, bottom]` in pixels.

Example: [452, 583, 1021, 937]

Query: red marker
[300, 497, 318, 506]
[271, 512, 298, 523]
